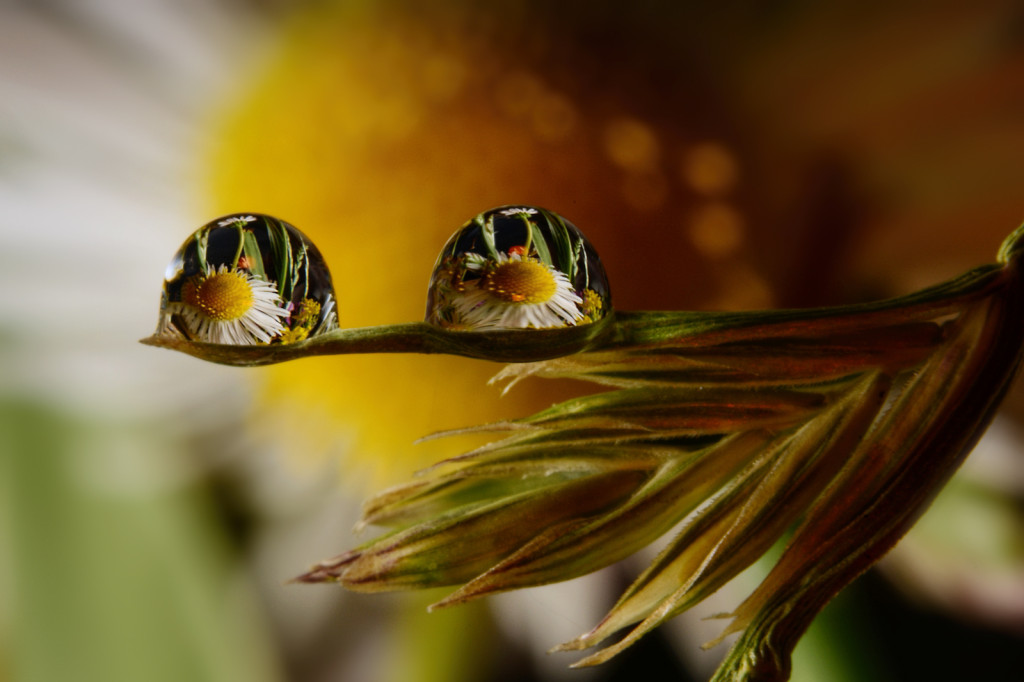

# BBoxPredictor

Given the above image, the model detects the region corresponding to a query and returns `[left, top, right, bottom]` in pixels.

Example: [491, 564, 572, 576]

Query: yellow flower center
[484, 260, 558, 304]
[182, 270, 254, 321]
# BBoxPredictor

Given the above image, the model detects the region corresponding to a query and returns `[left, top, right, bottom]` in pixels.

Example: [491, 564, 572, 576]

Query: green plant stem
[140, 264, 1003, 368]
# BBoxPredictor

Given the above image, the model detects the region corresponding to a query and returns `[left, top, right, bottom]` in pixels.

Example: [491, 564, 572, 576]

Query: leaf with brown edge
[707, 283, 1024, 681]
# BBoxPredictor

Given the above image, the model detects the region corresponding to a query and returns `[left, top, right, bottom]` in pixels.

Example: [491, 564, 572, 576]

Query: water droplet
[156, 213, 338, 345]
[426, 206, 611, 330]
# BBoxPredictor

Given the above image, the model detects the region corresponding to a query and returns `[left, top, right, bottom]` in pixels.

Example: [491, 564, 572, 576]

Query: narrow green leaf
[240, 228, 267, 281]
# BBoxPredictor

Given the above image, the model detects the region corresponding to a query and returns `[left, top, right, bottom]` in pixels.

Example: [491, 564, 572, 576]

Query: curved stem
[140, 315, 617, 366]
[141, 262, 1009, 368]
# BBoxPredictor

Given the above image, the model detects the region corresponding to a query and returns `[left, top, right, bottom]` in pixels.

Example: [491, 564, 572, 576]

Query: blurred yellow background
[2, 1, 1022, 681]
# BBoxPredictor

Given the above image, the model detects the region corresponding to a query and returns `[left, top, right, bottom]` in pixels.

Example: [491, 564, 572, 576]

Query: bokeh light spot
[688, 202, 745, 258]
[603, 117, 660, 173]
[682, 141, 739, 196]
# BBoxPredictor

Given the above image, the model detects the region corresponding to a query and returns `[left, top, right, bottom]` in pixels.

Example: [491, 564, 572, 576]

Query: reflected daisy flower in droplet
[426, 206, 611, 331]
[156, 212, 339, 346]
[164, 264, 289, 345]
[453, 250, 583, 329]
[218, 214, 257, 227]
[498, 207, 539, 217]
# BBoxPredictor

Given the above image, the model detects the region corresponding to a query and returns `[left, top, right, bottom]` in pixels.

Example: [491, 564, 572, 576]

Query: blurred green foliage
[0, 400, 283, 682]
